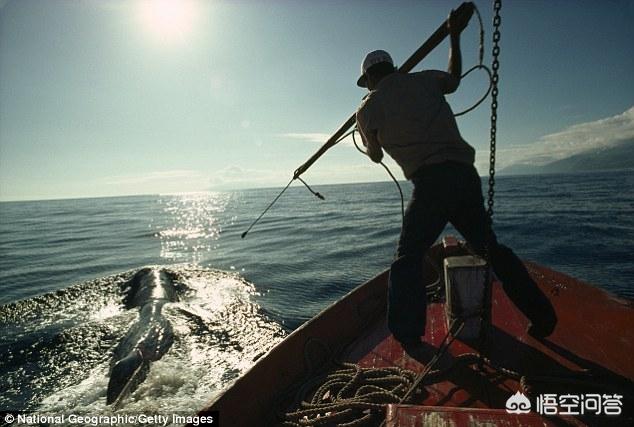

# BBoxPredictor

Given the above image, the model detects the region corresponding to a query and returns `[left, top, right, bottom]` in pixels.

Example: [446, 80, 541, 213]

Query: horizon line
[3, 167, 632, 203]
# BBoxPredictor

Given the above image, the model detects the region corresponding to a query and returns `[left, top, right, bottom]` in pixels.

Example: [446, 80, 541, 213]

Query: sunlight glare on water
[26, 266, 285, 419]
[1, 172, 631, 416]
[88, 302, 123, 323]
[155, 193, 231, 264]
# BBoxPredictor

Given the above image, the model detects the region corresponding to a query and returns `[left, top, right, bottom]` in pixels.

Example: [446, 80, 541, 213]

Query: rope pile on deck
[282, 362, 417, 426]
[281, 350, 528, 427]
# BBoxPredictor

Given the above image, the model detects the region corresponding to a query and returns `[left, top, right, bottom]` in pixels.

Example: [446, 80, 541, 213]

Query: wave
[0, 266, 286, 415]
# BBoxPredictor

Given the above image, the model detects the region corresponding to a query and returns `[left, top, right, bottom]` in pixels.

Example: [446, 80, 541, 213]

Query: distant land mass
[500, 139, 634, 175]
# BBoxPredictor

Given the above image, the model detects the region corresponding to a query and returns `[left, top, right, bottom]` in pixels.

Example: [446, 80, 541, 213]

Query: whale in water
[106, 268, 180, 406]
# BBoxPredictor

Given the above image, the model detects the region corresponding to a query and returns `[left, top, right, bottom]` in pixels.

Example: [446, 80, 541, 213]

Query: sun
[138, 0, 198, 45]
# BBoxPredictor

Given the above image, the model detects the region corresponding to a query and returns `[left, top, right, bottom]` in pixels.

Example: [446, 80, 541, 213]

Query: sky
[0, 0, 632, 201]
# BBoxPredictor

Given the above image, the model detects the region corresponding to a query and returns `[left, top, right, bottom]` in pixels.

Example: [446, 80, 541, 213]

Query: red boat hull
[199, 243, 634, 426]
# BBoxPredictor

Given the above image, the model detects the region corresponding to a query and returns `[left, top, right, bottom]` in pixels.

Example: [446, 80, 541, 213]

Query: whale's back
[124, 268, 178, 308]
[108, 268, 179, 406]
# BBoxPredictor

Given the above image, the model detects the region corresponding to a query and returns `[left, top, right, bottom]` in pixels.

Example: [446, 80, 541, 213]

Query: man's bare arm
[447, 8, 468, 93]
[359, 127, 383, 163]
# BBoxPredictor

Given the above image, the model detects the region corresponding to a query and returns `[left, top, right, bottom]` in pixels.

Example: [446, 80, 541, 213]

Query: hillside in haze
[500, 139, 634, 175]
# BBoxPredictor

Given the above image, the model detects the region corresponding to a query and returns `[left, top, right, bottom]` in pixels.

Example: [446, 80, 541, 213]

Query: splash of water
[0, 265, 286, 418]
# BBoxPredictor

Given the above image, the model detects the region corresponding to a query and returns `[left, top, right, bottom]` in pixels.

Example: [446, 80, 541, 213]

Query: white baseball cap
[357, 50, 394, 87]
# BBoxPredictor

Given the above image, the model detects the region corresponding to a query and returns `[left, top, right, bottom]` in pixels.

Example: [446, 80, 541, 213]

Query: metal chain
[487, 0, 501, 221]
[478, 0, 502, 361]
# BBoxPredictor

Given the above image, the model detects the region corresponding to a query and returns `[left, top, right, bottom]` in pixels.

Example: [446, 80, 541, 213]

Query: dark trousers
[388, 161, 556, 339]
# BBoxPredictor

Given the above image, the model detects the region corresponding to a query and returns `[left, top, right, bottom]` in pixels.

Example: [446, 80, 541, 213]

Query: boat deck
[338, 262, 634, 425]
[200, 244, 634, 426]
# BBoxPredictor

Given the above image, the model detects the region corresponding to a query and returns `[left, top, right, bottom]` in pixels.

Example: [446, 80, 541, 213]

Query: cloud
[103, 170, 212, 195]
[479, 106, 634, 170]
[535, 106, 634, 155]
[279, 132, 357, 147]
[304, 160, 405, 185]
[283, 107, 634, 177]
[205, 158, 400, 190]
[104, 170, 207, 186]
[279, 133, 331, 143]
[208, 165, 289, 190]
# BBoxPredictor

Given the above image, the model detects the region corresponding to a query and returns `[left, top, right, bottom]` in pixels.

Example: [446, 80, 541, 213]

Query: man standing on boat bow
[355, 9, 556, 345]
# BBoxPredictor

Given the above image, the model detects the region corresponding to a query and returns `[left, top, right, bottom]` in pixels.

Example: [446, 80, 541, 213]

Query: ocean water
[0, 170, 633, 416]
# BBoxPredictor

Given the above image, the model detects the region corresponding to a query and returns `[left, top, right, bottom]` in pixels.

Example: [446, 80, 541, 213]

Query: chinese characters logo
[505, 391, 531, 414]
[505, 392, 623, 416]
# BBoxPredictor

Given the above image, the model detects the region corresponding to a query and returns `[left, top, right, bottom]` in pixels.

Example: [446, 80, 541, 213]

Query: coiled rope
[283, 363, 417, 427]
[281, 319, 536, 427]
